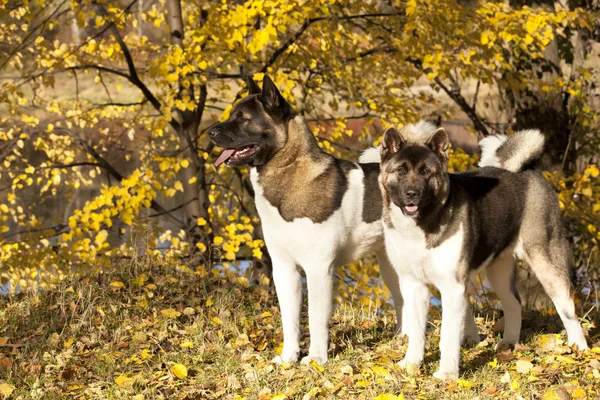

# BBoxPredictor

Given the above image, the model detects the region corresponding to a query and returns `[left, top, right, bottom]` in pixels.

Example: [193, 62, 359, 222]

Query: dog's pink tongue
[405, 205, 418, 213]
[215, 149, 235, 166]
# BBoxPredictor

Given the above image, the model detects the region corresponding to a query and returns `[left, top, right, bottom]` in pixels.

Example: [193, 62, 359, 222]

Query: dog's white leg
[487, 255, 522, 351]
[271, 253, 303, 364]
[434, 281, 468, 380]
[524, 250, 588, 350]
[397, 274, 429, 368]
[301, 263, 334, 365]
[376, 251, 404, 335]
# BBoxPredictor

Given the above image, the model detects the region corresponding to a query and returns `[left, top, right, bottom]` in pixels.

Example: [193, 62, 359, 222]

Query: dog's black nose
[405, 189, 418, 200]
[208, 127, 219, 139]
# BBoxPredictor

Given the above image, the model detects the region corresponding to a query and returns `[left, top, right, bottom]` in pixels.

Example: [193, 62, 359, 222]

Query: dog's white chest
[384, 205, 464, 285]
[249, 168, 382, 267]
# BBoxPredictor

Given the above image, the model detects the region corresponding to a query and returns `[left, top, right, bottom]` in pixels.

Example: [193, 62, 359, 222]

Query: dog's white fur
[384, 206, 476, 379]
[479, 129, 545, 172]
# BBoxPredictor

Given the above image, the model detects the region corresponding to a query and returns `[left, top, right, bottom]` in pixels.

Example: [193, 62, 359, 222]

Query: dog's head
[208, 75, 295, 167]
[379, 126, 450, 218]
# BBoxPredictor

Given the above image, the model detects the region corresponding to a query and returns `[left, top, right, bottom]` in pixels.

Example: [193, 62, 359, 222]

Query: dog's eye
[420, 167, 431, 175]
[397, 167, 407, 175]
[237, 112, 249, 121]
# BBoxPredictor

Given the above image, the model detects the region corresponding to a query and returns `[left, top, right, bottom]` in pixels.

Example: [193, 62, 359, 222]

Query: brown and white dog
[207, 75, 479, 364]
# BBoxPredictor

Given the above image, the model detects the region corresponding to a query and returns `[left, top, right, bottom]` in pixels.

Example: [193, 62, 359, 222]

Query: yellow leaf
[510, 379, 520, 391]
[25, 166, 34, 174]
[271, 395, 287, 400]
[309, 359, 324, 373]
[196, 242, 207, 252]
[110, 281, 126, 289]
[0, 383, 15, 398]
[132, 274, 147, 287]
[171, 363, 187, 379]
[213, 236, 223, 245]
[180, 342, 194, 349]
[95, 229, 108, 247]
[197, 217, 207, 226]
[210, 316, 222, 326]
[371, 366, 390, 377]
[355, 380, 371, 387]
[115, 374, 133, 386]
[180, 159, 189, 168]
[488, 358, 498, 368]
[374, 394, 402, 400]
[457, 379, 473, 389]
[174, 181, 183, 191]
[160, 308, 181, 319]
[0, 204, 8, 213]
[64, 337, 73, 348]
[556, 355, 577, 364]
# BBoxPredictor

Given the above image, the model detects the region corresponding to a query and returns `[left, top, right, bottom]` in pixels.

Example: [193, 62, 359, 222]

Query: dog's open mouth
[215, 145, 259, 166]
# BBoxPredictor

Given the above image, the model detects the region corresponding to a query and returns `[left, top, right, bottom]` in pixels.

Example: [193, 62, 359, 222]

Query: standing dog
[207, 75, 409, 364]
[379, 125, 588, 379]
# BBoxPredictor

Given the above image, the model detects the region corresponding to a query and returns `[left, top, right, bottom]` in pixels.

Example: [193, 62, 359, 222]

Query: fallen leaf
[516, 359, 534, 374]
[271, 395, 288, 400]
[556, 355, 577, 364]
[0, 383, 14, 398]
[371, 366, 390, 377]
[160, 308, 181, 319]
[457, 379, 473, 389]
[172, 363, 187, 379]
[180, 342, 194, 349]
[497, 349, 515, 362]
[115, 374, 134, 387]
[110, 281, 126, 289]
[0, 357, 12, 370]
[309, 360, 323, 373]
[0, 338, 8, 346]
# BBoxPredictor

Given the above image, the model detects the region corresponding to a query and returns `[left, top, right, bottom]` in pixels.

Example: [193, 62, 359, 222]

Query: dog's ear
[381, 127, 405, 160]
[247, 75, 261, 95]
[260, 75, 285, 109]
[427, 127, 449, 160]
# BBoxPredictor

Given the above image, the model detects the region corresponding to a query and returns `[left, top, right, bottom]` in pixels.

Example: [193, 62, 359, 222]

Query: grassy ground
[0, 261, 599, 400]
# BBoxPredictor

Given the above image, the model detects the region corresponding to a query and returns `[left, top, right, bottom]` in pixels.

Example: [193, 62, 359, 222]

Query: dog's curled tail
[359, 146, 380, 163]
[478, 129, 545, 172]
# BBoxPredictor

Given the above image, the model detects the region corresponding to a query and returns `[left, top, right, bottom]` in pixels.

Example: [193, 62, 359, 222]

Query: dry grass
[0, 260, 599, 399]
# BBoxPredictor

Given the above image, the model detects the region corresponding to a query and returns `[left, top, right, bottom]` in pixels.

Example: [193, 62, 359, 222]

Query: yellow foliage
[171, 363, 188, 379]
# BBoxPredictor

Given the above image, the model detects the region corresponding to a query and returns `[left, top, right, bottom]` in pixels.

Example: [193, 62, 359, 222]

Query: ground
[0, 261, 599, 400]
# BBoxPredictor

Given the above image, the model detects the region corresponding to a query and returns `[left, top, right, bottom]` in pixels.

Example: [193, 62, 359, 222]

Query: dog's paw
[272, 352, 299, 364]
[463, 334, 481, 347]
[300, 355, 327, 365]
[433, 369, 459, 381]
[494, 340, 514, 352]
[398, 356, 422, 371]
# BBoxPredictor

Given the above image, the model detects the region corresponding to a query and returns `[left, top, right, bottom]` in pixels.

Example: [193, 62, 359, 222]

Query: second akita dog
[379, 126, 588, 379]
[207, 75, 411, 364]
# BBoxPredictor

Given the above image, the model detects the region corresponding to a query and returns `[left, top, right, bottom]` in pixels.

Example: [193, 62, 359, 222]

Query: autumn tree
[0, 0, 598, 297]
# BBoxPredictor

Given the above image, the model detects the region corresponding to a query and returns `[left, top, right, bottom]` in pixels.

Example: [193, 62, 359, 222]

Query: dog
[207, 75, 410, 364]
[378, 125, 589, 379]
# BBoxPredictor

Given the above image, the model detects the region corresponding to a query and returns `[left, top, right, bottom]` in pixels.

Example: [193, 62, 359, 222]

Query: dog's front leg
[398, 274, 430, 369]
[271, 253, 302, 364]
[434, 282, 468, 380]
[301, 263, 334, 365]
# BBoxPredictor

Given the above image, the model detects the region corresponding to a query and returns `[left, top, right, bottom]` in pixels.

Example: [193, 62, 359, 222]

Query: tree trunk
[165, 0, 211, 248]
